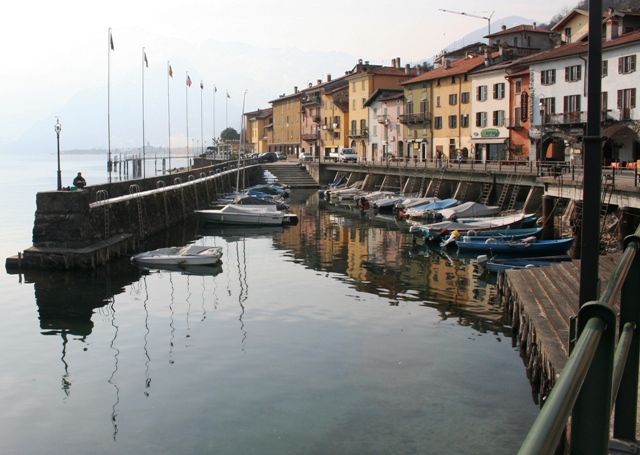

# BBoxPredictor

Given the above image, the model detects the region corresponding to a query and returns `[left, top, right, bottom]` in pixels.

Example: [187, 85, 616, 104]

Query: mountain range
[4, 16, 535, 155]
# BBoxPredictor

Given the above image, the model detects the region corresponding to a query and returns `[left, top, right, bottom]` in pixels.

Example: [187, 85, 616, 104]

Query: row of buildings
[244, 8, 640, 167]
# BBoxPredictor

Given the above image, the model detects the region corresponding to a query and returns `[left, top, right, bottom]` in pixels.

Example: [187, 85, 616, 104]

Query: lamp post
[539, 101, 545, 172]
[55, 118, 62, 190]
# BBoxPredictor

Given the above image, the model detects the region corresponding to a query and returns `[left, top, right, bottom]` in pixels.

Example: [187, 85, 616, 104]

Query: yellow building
[245, 108, 272, 154]
[346, 59, 416, 161]
[404, 54, 487, 161]
[399, 77, 431, 161]
[320, 80, 350, 157]
[268, 88, 303, 158]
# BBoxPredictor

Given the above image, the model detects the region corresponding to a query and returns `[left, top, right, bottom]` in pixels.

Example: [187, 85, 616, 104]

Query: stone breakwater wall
[13, 164, 262, 270]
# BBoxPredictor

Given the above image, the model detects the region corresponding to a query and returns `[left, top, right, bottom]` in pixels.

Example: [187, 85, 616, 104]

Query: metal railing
[518, 224, 640, 454]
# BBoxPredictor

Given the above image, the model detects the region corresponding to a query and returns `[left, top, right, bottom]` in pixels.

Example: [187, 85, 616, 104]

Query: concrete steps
[261, 162, 320, 189]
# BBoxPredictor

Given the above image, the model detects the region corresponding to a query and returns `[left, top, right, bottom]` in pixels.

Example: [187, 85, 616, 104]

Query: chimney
[327, 74, 332, 82]
[294, 86, 298, 94]
[405, 64, 411, 75]
[502, 25, 506, 30]
[606, 17, 620, 41]
[533, 22, 537, 29]
[317, 79, 322, 85]
[484, 47, 492, 66]
[391, 58, 397, 68]
[396, 57, 401, 68]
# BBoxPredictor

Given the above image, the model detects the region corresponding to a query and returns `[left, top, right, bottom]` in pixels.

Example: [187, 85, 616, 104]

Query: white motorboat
[438, 201, 501, 220]
[131, 245, 223, 267]
[195, 203, 297, 226]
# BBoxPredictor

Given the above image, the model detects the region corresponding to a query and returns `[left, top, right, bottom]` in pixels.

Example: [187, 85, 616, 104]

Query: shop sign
[481, 128, 500, 137]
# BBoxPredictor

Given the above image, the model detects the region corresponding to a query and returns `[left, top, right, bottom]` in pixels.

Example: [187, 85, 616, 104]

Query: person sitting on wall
[73, 172, 87, 189]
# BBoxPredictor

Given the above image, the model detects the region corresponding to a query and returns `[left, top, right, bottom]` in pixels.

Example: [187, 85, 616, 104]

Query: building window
[541, 69, 556, 85]
[602, 60, 608, 78]
[352, 82, 356, 92]
[361, 80, 365, 90]
[602, 91, 609, 121]
[460, 114, 469, 128]
[513, 36, 519, 47]
[436, 96, 441, 107]
[461, 92, 470, 104]
[493, 83, 506, 99]
[492, 110, 505, 126]
[436, 78, 441, 86]
[514, 79, 522, 94]
[449, 139, 456, 156]
[619, 55, 637, 74]
[449, 93, 458, 105]
[434, 116, 443, 129]
[565, 65, 582, 82]
[463, 74, 469, 82]
[617, 88, 636, 120]
[476, 112, 487, 127]
[448, 115, 457, 128]
[564, 95, 581, 112]
[477, 85, 488, 101]
[360, 119, 367, 133]
[352, 99, 356, 110]
[565, 27, 572, 43]
[451, 76, 456, 84]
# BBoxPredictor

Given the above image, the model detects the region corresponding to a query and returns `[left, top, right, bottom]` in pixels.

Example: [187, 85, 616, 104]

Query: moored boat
[196, 203, 297, 226]
[131, 245, 223, 267]
[457, 237, 574, 255]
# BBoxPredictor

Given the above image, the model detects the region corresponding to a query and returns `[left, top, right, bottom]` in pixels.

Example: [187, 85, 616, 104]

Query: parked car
[258, 152, 277, 163]
[276, 151, 287, 160]
[299, 152, 313, 161]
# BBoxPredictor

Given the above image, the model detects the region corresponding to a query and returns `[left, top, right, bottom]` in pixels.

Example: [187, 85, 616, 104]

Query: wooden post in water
[541, 195, 555, 240]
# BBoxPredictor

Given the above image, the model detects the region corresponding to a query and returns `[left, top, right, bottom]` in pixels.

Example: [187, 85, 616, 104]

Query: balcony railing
[347, 128, 368, 138]
[545, 111, 587, 125]
[399, 113, 429, 124]
[377, 115, 388, 124]
[506, 118, 523, 129]
[302, 96, 321, 106]
[301, 133, 318, 141]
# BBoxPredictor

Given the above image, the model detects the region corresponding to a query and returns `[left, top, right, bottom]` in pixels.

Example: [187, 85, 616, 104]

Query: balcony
[311, 115, 321, 123]
[302, 96, 321, 106]
[545, 111, 587, 125]
[377, 115, 388, 124]
[399, 113, 429, 124]
[302, 133, 319, 141]
[347, 128, 368, 138]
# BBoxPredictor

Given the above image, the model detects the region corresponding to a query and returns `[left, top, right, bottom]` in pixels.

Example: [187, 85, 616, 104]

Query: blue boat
[478, 254, 571, 272]
[457, 237, 575, 255]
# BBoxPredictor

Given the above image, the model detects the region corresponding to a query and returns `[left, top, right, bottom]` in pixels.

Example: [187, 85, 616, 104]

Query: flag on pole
[227, 91, 230, 99]
[144, 50, 148, 67]
[109, 30, 114, 50]
[200, 81, 204, 90]
[187, 75, 192, 87]
[168, 64, 173, 78]
[214, 85, 217, 93]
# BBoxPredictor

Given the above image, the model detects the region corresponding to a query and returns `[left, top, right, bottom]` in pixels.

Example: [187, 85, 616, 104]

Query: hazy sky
[1, 0, 577, 151]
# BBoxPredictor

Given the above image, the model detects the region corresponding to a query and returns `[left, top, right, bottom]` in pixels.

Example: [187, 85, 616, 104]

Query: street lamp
[55, 118, 62, 191]
[539, 101, 545, 165]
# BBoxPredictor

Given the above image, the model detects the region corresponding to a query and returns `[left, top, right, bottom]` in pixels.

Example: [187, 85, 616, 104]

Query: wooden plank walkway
[498, 252, 622, 401]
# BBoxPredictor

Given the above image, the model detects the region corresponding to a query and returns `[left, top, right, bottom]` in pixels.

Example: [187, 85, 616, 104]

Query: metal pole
[55, 118, 62, 191]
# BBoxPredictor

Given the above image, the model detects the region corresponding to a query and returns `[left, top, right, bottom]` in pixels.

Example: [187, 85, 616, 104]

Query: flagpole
[225, 90, 229, 130]
[186, 71, 190, 171]
[142, 47, 147, 180]
[108, 28, 113, 189]
[167, 62, 172, 175]
[200, 81, 204, 155]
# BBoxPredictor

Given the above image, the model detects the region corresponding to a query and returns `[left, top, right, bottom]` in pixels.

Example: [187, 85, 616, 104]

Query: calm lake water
[0, 152, 538, 454]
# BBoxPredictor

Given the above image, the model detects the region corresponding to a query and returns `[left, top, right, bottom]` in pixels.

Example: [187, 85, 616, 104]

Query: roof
[245, 108, 272, 120]
[517, 28, 640, 65]
[487, 24, 552, 38]
[348, 65, 418, 79]
[363, 89, 403, 107]
[401, 53, 495, 84]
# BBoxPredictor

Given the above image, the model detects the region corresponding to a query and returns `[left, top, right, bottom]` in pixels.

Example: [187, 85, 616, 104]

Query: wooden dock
[498, 252, 622, 401]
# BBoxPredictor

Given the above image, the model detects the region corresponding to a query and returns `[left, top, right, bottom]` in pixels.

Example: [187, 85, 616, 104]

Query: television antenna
[439, 9, 494, 38]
